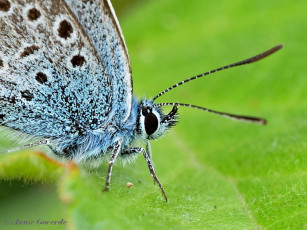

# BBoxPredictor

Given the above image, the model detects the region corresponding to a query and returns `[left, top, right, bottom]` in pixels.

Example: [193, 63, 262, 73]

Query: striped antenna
[154, 102, 267, 125]
[153, 44, 283, 101]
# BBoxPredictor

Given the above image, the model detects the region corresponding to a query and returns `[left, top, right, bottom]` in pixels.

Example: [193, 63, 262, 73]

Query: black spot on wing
[0, 0, 10, 12]
[0, 59, 3, 67]
[35, 72, 47, 84]
[58, 20, 73, 39]
[20, 45, 39, 58]
[27, 8, 41, 21]
[71, 55, 85, 67]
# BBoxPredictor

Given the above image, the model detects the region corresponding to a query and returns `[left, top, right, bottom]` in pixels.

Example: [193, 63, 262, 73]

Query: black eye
[144, 113, 158, 135]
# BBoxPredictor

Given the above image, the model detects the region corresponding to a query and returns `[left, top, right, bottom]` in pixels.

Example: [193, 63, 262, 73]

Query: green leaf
[0, 0, 306, 229]
[0, 151, 65, 182]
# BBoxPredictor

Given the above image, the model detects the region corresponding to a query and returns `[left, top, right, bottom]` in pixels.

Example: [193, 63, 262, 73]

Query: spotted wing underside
[0, 0, 132, 138]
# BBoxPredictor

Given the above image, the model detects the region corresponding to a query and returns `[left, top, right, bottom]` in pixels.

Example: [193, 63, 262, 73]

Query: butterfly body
[49, 96, 140, 161]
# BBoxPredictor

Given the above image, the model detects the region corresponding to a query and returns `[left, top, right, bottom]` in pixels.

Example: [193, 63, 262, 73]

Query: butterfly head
[137, 100, 178, 140]
[136, 45, 283, 141]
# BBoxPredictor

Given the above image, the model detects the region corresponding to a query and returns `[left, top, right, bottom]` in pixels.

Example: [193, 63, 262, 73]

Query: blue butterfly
[0, 0, 282, 201]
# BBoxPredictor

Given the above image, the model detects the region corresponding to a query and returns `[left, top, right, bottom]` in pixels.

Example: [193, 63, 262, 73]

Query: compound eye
[144, 113, 158, 135]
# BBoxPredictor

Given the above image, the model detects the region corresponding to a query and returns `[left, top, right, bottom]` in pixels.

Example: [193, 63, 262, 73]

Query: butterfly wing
[65, 0, 133, 123]
[0, 0, 132, 138]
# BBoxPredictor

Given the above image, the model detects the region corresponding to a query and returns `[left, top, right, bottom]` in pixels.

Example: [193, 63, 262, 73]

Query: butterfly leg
[104, 140, 122, 191]
[7, 139, 50, 153]
[145, 141, 153, 163]
[123, 147, 168, 202]
[145, 141, 156, 185]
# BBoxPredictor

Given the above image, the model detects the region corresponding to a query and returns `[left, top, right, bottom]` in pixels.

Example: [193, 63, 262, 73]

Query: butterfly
[0, 0, 282, 201]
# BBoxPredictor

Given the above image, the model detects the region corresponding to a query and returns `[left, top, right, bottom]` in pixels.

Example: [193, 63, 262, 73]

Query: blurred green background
[0, 0, 306, 229]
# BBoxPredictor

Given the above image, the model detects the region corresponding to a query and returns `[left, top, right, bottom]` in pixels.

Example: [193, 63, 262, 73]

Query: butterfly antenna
[154, 102, 267, 125]
[153, 44, 283, 101]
